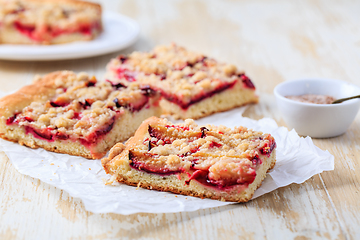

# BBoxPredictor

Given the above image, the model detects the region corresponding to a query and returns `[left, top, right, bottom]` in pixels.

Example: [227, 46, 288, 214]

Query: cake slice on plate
[105, 44, 259, 119]
[0, 0, 102, 44]
[0, 71, 161, 159]
[102, 116, 276, 202]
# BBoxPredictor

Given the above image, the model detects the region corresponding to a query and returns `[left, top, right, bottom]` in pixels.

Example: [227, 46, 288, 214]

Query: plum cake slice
[0, 71, 161, 159]
[0, 0, 102, 45]
[102, 116, 276, 202]
[105, 43, 259, 119]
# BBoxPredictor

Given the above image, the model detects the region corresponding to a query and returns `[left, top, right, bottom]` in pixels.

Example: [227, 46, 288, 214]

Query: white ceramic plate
[0, 11, 140, 61]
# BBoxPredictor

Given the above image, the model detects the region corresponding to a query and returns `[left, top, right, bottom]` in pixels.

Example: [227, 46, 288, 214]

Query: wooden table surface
[1, 0, 360, 239]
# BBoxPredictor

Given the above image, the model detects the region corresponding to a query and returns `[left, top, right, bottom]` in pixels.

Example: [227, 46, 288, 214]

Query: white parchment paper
[0, 107, 334, 215]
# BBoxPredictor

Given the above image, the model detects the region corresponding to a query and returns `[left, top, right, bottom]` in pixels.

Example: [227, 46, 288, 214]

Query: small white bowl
[274, 78, 360, 138]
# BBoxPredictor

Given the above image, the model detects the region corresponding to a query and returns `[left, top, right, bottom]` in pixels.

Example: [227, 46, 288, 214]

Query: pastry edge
[159, 82, 259, 119]
[102, 117, 276, 202]
[106, 152, 276, 202]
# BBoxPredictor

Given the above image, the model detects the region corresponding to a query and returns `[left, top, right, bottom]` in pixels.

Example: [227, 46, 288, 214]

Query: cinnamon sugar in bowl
[274, 78, 360, 138]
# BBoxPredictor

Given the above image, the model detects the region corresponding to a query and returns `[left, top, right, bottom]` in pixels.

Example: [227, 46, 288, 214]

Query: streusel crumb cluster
[6, 72, 153, 141]
[0, 0, 102, 44]
[107, 44, 254, 105]
[128, 118, 275, 187]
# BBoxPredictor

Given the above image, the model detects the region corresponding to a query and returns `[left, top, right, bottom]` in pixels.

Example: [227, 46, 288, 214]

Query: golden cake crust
[0, 71, 162, 159]
[105, 44, 259, 119]
[21, 0, 101, 9]
[0, 0, 102, 44]
[0, 71, 70, 119]
[101, 117, 153, 170]
[102, 116, 276, 202]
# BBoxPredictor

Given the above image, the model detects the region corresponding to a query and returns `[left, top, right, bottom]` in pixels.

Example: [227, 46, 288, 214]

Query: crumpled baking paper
[0, 107, 334, 215]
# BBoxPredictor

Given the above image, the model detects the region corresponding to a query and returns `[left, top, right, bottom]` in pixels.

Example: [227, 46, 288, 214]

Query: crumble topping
[5, 72, 154, 142]
[128, 118, 276, 187]
[0, 0, 101, 43]
[107, 44, 255, 105]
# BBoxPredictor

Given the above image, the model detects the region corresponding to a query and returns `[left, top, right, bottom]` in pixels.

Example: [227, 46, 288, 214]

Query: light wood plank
[1, 0, 360, 239]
